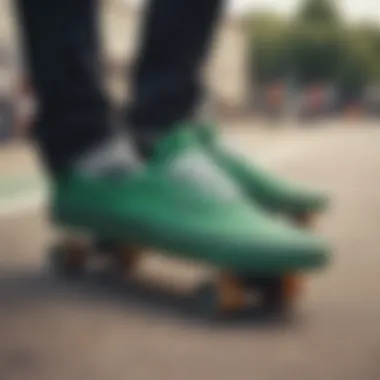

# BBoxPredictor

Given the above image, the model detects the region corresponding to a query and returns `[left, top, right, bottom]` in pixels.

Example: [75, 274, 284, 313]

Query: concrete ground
[0, 121, 379, 380]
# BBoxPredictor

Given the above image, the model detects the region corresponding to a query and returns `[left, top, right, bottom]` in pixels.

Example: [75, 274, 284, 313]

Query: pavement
[0, 121, 380, 380]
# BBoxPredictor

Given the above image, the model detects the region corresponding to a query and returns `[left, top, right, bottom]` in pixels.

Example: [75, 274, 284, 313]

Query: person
[15, 0, 329, 274]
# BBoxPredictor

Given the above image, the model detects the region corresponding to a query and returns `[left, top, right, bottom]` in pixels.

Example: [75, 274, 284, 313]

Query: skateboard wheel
[113, 245, 140, 274]
[48, 242, 88, 277]
[195, 275, 246, 319]
[217, 274, 246, 314]
[260, 275, 304, 313]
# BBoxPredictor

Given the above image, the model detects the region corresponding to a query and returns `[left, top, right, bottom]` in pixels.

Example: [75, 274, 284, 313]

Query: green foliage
[248, 14, 292, 83]
[297, 0, 340, 25]
[337, 31, 374, 93]
[247, 0, 380, 92]
[288, 23, 344, 83]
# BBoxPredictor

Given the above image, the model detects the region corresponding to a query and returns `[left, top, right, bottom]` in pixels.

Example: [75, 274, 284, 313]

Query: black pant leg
[126, 0, 224, 144]
[16, 0, 111, 174]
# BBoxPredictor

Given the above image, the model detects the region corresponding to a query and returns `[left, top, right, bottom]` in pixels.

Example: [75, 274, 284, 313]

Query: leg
[16, 0, 112, 174]
[126, 0, 225, 154]
[16, 0, 329, 294]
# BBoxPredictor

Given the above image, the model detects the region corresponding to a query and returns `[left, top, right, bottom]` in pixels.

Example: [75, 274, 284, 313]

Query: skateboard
[48, 237, 306, 319]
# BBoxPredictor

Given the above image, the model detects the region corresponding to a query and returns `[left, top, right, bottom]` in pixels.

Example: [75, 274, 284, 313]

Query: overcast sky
[125, 0, 380, 23]
[230, 0, 380, 23]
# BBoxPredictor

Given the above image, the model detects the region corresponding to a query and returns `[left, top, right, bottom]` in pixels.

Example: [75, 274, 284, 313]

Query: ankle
[75, 134, 141, 176]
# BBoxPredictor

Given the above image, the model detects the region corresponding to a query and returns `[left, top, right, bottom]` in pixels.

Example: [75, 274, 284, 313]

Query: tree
[246, 13, 292, 84]
[288, 23, 345, 84]
[337, 29, 380, 96]
[246, 0, 380, 96]
[297, 0, 340, 25]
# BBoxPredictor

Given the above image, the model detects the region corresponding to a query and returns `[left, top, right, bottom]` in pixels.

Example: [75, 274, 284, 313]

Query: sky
[230, 0, 380, 23]
[124, 0, 380, 24]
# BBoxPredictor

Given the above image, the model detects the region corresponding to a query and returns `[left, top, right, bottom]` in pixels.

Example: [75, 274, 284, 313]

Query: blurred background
[3, 0, 380, 140]
[0, 1, 379, 379]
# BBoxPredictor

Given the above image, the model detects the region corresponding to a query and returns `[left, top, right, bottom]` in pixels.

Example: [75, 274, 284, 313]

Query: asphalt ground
[0, 122, 379, 380]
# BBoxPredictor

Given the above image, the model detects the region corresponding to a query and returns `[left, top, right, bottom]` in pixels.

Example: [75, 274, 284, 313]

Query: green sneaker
[196, 123, 329, 220]
[50, 126, 329, 275]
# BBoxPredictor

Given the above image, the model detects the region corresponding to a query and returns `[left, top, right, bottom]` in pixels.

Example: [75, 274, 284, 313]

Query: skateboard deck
[48, 236, 309, 319]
